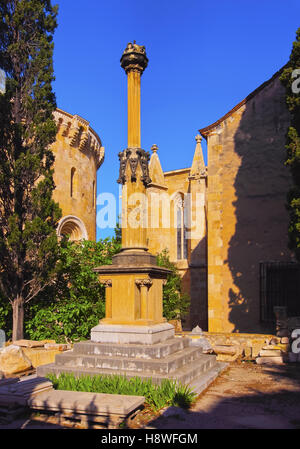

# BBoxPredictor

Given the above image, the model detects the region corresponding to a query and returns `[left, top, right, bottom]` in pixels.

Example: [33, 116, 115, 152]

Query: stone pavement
[140, 362, 300, 429]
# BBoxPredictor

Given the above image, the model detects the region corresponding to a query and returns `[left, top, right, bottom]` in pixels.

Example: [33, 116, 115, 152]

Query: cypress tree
[280, 28, 300, 261]
[0, 0, 61, 340]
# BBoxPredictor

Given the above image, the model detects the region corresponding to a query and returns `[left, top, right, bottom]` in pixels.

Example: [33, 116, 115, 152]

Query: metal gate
[260, 261, 300, 322]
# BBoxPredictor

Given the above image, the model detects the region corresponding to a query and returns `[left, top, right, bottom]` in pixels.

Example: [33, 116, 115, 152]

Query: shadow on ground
[144, 364, 300, 429]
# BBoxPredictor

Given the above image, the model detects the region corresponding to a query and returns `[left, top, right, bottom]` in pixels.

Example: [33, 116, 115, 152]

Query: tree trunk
[12, 295, 24, 341]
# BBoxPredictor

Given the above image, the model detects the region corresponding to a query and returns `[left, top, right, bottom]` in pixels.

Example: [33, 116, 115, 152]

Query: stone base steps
[55, 345, 203, 375]
[37, 353, 219, 388]
[73, 337, 191, 358]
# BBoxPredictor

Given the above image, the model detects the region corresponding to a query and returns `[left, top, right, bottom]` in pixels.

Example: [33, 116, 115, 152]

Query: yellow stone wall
[51, 109, 104, 241]
[146, 141, 208, 330]
[203, 73, 294, 333]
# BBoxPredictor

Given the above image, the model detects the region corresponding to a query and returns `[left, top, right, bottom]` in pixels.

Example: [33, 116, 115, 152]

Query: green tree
[280, 28, 300, 260]
[25, 238, 121, 342]
[0, 0, 61, 340]
[156, 249, 190, 321]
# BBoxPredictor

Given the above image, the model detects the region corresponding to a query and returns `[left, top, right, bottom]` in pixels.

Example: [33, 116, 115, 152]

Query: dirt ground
[1, 360, 300, 430]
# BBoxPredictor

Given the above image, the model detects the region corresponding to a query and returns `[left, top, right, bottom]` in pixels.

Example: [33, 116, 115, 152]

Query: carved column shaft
[102, 280, 112, 320]
[127, 70, 141, 148]
[136, 279, 153, 320]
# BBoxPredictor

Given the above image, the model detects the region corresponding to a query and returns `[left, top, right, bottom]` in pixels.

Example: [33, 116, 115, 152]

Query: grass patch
[46, 372, 197, 412]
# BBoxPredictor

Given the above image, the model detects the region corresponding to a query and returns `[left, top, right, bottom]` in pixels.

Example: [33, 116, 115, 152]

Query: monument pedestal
[90, 323, 175, 345]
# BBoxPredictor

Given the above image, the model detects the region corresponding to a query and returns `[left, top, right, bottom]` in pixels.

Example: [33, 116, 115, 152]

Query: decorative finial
[120, 42, 148, 74]
[151, 144, 158, 153]
[195, 134, 202, 143]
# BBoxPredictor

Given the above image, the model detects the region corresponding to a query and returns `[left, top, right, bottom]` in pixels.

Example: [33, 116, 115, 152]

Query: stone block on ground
[22, 348, 62, 368]
[256, 356, 286, 365]
[216, 353, 239, 362]
[213, 345, 239, 356]
[0, 345, 32, 375]
[259, 349, 282, 357]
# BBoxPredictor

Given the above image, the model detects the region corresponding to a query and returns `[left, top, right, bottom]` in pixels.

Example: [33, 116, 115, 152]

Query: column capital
[135, 278, 153, 288]
[117, 147, 151, 186]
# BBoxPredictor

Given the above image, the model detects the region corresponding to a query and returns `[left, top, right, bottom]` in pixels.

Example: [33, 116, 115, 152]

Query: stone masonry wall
[205, 73, 294, 333]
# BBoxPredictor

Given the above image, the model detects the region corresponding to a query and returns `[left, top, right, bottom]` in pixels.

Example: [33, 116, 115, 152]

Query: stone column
[118, 42, 151, 251]
[91, 42, 173, 343]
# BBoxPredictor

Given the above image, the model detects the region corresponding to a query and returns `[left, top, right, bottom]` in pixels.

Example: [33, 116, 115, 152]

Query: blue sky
[52, 0, 300, 239]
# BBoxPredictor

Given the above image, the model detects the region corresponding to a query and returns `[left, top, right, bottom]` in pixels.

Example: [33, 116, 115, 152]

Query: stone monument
[90, 41, 174, 345]
[37, 44, 226, 393]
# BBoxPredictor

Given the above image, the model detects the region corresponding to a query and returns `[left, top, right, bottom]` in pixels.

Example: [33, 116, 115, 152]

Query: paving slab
[28, 389, 145, 418]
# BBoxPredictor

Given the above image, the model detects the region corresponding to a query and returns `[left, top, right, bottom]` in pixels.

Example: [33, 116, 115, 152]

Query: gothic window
[175, 194, 188, 260]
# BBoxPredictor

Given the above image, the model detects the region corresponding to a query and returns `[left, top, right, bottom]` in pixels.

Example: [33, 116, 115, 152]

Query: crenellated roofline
[53, 108, 105, 169]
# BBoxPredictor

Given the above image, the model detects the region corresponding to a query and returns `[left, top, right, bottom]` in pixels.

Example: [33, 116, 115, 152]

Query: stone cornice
[53, 108, 105, 169]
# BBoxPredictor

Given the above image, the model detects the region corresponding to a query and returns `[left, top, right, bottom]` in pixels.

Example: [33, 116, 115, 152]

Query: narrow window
[92, 180, 96, 209]
[175, 194, 189, 260]
[71, 167, 76, 198]
[177, 206, 182, 260]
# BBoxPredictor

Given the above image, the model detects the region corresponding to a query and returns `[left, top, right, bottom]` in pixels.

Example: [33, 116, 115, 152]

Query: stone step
[37, 353, 218, 386]
[189, 362, 228, 395]
[55, 346, 203, 375]
[72, 337, 191, 358]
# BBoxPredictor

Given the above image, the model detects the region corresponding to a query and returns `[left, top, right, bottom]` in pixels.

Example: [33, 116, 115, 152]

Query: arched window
[57, 215, 88, 241]
[174, 193, 188, 260]
[70, 167, 77, 198]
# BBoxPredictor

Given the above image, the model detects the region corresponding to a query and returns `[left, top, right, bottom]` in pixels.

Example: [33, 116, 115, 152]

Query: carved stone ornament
[117, 147, 152, 186]
[101, 279, 112, 287]
[135, 279, 153, 288]
[120, 41, 148, 75]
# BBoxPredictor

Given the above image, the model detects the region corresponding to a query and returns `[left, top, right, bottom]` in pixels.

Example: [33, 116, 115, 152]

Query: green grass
[46, 372, 197, 412]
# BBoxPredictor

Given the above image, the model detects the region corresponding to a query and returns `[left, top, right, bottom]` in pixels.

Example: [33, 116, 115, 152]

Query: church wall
[205, 74, 294, 333]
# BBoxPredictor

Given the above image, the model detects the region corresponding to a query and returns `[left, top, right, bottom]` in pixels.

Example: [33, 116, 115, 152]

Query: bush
[25, 238, 121, 342]
[46, 372, 197, 411]
[156, 249, 190, 321]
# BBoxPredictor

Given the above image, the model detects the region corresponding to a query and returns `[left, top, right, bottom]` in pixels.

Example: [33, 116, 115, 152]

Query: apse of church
[51, 108, 104, 241]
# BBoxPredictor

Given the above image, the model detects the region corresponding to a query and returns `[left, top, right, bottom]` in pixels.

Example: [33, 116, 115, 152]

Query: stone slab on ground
[28, 389, 145, 422]
[12, 340, 55, 348]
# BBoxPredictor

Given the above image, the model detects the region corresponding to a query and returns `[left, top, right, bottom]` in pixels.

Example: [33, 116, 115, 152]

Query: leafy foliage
[280, 28, 300, 260]
[157, 249, 190, 321]
[47, 372, 197, 411]
[25, 238, 121, 342]
[0, 0, 61, 339]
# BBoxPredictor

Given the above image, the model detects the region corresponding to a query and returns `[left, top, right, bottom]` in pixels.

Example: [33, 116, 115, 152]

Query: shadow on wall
[182, 237, 208, 331]
[225, 75, 293, 332]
